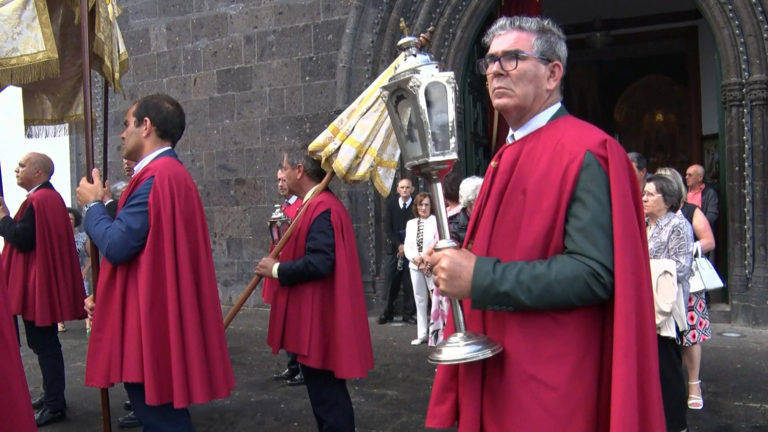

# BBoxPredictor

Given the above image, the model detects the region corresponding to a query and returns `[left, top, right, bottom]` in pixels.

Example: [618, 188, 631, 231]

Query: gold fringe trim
[0, 57, 59, 86]
[0, 0, 60, 86]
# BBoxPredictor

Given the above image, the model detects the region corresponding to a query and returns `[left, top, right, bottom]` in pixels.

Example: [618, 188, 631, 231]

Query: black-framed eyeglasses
[476, 51, 552, 75]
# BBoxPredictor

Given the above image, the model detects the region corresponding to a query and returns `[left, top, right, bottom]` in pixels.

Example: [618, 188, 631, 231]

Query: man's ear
[545, 61, 564, 92]
[140, 117, 153, 138]
[295, 163, 305, 179]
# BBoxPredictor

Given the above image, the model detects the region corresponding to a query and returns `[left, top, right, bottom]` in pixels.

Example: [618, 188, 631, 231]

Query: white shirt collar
[506, 102, 562, 143]
[286, 195, 298, 205]
[399, 197, 412, 207]
[133, 146, 172, 174]
[27, 182, 45, 196]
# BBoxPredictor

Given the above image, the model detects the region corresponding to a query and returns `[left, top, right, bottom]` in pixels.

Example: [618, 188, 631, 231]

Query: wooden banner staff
[223, 170, 334, 329]
[78, 0, 111, 430]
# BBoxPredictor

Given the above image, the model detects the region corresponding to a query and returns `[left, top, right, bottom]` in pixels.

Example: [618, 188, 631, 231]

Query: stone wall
[87, 0, 369, 306]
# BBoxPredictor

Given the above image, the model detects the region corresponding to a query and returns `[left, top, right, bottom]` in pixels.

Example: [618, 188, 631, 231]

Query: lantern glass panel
[425, 82, 450, 153]
[393, 91, 424, 161]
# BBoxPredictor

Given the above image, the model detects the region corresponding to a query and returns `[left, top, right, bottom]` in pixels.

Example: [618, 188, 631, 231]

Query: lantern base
[428, 331, 503, 364]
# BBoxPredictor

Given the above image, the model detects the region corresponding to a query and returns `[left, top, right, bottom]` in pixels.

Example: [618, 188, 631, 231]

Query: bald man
[0, 152, 86, 426]
[685, 164, 719, 227]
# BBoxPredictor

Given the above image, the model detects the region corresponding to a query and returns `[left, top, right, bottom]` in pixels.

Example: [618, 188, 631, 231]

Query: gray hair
[628, 152, 647, 172]
[655, 167, 686, 206]
[283, 143, 326, 183]
[459, 176, 483, 208]
[646, 174, 682, 213]
[482, 16, 567, 71]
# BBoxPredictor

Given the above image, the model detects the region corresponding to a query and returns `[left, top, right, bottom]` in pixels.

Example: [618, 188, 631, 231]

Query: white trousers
[410, 268, 430, 340]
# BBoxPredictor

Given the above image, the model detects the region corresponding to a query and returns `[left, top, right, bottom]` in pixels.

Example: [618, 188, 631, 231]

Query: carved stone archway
[339, 0, 768, 326]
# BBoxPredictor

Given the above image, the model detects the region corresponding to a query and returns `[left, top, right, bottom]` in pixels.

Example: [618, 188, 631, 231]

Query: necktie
[402, 201, 407, 210]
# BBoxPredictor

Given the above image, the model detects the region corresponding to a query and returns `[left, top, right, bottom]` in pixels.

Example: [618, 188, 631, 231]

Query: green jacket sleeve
[471, 151, 614, 311]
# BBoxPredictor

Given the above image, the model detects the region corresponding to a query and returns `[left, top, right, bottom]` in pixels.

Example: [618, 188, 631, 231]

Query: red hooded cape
[1, 187, 86, 326]
[262, 197, 302, 305]
[0, 265, 36, 431]
[85, 155, 235, 408]
[425, 115, 664, 431]
[267, 190, 374, 379]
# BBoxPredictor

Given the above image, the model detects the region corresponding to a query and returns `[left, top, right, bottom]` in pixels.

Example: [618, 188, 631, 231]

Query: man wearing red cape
[256, 146, 374, 431]
[264, 168, 305, 386]
[0, 152, 86, 427]
[77, 94, 235, 430]
[425, 17, 666, 431]
[0, 262, 37, 431]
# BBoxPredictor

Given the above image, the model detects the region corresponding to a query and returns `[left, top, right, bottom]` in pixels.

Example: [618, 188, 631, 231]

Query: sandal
[687, 380, 704, 410]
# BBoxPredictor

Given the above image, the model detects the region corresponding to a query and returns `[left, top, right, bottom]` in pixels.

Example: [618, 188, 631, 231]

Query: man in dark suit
[0, 152, 86, 426]
[378, 178, 416, 324]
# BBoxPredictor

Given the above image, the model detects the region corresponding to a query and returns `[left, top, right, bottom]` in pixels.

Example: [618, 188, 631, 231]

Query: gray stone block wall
[98, 0, 356, 306]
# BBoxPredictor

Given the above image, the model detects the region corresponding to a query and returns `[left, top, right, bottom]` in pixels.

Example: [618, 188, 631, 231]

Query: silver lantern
[381, 26, 502, 364]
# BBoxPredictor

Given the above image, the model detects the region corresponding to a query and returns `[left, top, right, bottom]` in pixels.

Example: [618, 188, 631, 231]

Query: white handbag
[689, 242, 724, 292]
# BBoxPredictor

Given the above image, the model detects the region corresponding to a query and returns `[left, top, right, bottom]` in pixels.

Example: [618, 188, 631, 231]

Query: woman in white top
[403, 192, 438, 345]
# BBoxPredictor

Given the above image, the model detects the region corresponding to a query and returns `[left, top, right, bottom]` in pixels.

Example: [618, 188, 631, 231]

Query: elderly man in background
[685, 164, 718, 228]
[0, 152, 85, 427]
[425, 16, 664, 431]
[267, 168, 305, 386]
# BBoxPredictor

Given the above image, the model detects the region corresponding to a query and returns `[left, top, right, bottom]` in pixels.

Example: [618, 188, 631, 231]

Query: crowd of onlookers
[377, 173, 483, 347]
[630, 152, 720, 429]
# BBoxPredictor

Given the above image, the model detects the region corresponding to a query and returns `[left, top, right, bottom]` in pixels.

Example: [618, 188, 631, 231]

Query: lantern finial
[399, 18, 410, 37]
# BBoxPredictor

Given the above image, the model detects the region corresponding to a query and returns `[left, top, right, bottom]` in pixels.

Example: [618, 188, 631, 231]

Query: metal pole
[102, 83, 109, 181]
[79, 0, 111, 429]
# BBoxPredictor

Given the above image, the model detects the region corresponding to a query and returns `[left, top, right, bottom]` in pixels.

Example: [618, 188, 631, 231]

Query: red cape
[0, 264, 36, 431]
[1, 187, 86, 325]
[262, 197, 302, 304]
[85, 155, 235, 408]
[425, 115, 664, 431]
[267, 190, 374, 379]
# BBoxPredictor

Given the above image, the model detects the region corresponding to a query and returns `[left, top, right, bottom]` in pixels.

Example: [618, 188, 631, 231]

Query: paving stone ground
[19, 306, 768, 431]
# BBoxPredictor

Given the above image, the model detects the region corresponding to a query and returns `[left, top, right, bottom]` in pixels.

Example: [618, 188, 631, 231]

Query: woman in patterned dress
[644, 174, 695, 432]
[656, 167, 713, 410]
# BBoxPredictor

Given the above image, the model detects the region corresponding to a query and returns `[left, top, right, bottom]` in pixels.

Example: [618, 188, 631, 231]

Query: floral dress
[74, 230, 90, 295]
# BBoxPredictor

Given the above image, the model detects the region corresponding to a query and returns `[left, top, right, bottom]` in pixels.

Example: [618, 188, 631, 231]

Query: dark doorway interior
[565, 26, 703, 176]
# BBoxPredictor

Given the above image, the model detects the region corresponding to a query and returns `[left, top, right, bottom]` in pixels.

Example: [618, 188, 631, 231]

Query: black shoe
[31, 393, 45, 410]
[123, 400, 132, 411]
[273, 368, 299, 381]
[286, 372, 305, 386]
[118, 412, 142, 429]
[35, 407, 66, 427]
[403, 316, 417, 325]
[377, 315, 393, 325]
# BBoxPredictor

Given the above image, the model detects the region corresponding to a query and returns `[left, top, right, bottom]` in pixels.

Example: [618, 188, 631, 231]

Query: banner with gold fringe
[308, 54, 404, 197]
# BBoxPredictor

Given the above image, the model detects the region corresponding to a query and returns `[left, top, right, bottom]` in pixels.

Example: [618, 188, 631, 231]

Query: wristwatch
[83, 200, 101, 215]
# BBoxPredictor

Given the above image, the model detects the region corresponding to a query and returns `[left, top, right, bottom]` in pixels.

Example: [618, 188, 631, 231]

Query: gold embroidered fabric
[1, 0, 128, 129]
[308, 55, 404, 197]
[0, 0, 59, 85]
